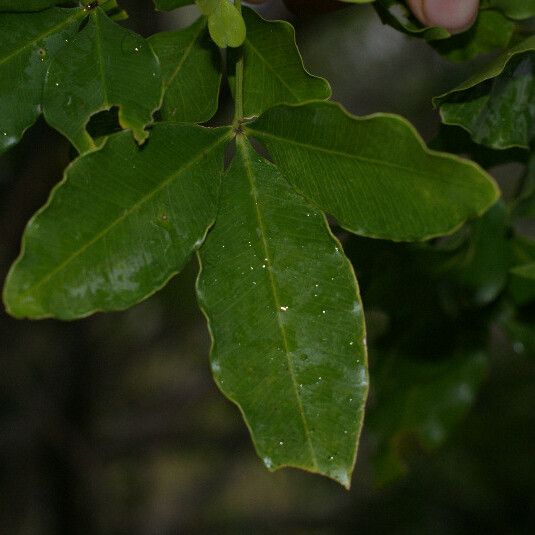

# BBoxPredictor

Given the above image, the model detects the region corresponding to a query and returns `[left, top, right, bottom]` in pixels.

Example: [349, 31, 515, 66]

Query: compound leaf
[43, 7, 162, 153]
[247, 102, 499, 242]
[0, 7, 83, 153]
[3, 123, 231, 320]
[197, 137, 368, 488]
[149, 17, 221, 124]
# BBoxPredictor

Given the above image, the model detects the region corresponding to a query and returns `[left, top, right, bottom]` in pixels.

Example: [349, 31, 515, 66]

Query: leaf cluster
[1, 0, 534, 488]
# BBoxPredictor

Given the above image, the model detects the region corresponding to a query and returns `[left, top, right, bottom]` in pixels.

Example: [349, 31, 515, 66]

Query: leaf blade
[0, 7, 83, 152]
[231, 7, 331, 118]
[247, 102, 499, 241]
[3, 123, 231, 320]
[197, 137, 368, 487]
[149, 17, 222, 124]
[43, 8, 162, 152]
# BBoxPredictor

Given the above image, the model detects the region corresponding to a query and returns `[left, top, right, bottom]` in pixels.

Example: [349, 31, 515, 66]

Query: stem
[233, 0, 244, 124]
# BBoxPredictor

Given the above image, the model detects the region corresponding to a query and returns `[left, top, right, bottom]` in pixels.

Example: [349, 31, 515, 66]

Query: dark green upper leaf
[0, 7, 83, 153]
[197, 137, 368, 488]
[149, 17, 221, 124]
[230, 7, 331, 118]
[3, 123, 231, 320]
[43, 7, 162, 153]
[481, 0, 535, 20]
[247, 102, 499, 242]
[431, 10, 514, 62]
[435, 36, 535, 150]
[374, 0, 450, 41]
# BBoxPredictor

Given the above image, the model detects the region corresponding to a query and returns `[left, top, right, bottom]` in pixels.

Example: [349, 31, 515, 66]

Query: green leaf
[435, 36, 535, 150]
[3, 123, 231, 320]
[453, 201, 511, 305]
[43, 7, 162, 153]
[374, 0, 450, 41]
[229, 7, 331, 118]
[197, 0, 246, 48]
[149, 17, 221, 124]
[247, 102, 499, 242]
[0, 7, 83, 153]
[369, 351, 487, 486]
[0, 0, 74, 11]
[197, 137, 368, 488]
[481, 0, 535, 20]
[153, 0, 193, 10]
[431, 10, 514, 62]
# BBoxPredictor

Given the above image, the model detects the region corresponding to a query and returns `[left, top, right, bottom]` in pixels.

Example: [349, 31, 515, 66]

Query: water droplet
[322, 310, 326, 314]
[262, 264, 266, 269]
[329, 455, 334, 461]
[263, 457, 273, 468]
[349, 341, 354, 346]
[55, 82, 59, 87]
[280, 306, 288, 312]
[279, 441, 284, 446]
[318, 376, 322, 381]
[344, 430, 348, 435]
[134, 47, 140, 52]
[211, 360, 221, 374]
[250, 266, 254, 270]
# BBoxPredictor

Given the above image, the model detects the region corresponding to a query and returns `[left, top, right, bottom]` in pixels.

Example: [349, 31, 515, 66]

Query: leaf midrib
[93, 10, 110, 107]
[21, 130, 231, 298]
[164, 19, 206, 90]
[238, 137, 319, 469]
[247, 127, 478, 185]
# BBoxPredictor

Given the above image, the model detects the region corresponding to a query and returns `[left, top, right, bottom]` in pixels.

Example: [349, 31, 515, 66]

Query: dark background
[1, 2, 534, 533]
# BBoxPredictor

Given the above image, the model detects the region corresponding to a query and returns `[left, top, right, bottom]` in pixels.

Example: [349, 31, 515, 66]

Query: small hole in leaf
[86, 107, 121, 139]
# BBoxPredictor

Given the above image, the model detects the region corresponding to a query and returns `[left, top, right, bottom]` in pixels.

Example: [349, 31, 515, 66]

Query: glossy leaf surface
[435, 36, 535, 149]
[43, 7, 162, 153]
[231, 8, 330, 118]
[0, 7, 82, 153]
[149, 17, 221, 124]
[197, 137, 368, 487]
[248, 102, 499, 241]
[4, 123, 231, 320]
